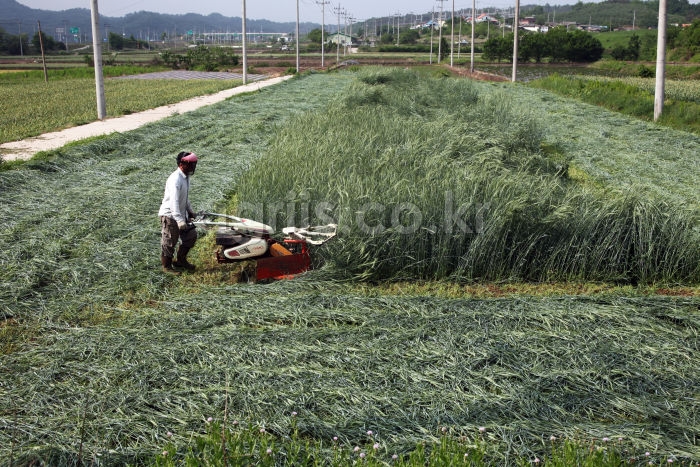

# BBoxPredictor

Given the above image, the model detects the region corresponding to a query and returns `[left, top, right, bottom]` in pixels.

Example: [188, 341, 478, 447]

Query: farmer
[158, 151, 199, 274]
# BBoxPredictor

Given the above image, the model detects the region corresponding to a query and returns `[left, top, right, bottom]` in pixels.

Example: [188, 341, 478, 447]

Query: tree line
[0, 28, 65, 55]
[483, 28, 604, 63]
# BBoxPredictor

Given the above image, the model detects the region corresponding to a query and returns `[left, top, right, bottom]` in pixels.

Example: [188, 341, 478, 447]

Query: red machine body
[194, 213, 336, 282]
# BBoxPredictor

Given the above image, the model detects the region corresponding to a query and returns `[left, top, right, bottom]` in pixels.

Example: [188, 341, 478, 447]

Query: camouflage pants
[160, 216, 197, 258]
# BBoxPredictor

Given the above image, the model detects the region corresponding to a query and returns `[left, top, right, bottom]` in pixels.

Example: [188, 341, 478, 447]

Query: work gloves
[178, 221, 196, 232]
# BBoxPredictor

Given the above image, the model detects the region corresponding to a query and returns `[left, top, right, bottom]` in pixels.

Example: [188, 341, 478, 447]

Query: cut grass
[0, 71, 698, 465]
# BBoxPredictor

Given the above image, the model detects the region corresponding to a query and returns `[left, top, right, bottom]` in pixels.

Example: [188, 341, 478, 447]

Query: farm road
[0, 72, 289, 162]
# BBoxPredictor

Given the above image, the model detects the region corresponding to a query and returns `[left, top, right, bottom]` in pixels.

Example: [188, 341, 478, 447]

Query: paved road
[1, 75, 292, 162]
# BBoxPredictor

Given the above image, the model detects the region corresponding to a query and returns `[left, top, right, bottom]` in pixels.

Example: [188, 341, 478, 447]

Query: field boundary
[0, 74, 293, 162]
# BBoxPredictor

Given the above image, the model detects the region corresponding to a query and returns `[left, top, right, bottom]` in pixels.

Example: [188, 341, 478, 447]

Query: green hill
[521, 0, 698, 29]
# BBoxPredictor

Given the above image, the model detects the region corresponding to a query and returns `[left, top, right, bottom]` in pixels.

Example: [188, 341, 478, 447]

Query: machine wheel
[239, 263, 257, 284]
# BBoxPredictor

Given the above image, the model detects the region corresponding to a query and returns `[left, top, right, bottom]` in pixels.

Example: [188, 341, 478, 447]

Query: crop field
[566, 75, 700, 103]
[0, 70, 699, 465]
[0, 67, 242, 144]
[527, 73, 700, 135]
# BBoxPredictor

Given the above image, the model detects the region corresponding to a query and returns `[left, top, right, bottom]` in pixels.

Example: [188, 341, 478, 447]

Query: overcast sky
[17, 0, 615, 24]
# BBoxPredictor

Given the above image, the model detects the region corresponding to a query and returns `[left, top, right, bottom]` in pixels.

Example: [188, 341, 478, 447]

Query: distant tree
[677, 19, 700, 49]
[159, 46, 239, 71]
[439, 36, 449, 61]
[31, 31, 63, 53]
[0, 28, 27, 55]
[545, 27, 570, 62]
[109, 32, 125, 50]
[307, 28, 325, 44]
[519, 31, 548, 62]
[610, 44, 628, 60]
[610, 33, 645, 61]
[399, 29, 420, 45]
[567, 29, 604, 62]
[667, 0, 691, 15]
[667, 25, 682, 48]
[626, 33, 641, 60]
[482, 35, 512, 62]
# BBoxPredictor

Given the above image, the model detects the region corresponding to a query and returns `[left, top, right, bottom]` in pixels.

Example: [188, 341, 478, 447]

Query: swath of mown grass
[0, 73, 353, 324]
[236, 68, 699, 284]
[4, 281, 699, 464]
[1, 71, 698, 465]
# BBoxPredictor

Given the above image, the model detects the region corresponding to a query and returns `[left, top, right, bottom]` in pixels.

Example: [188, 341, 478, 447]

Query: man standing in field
[158, 151, 199, 274]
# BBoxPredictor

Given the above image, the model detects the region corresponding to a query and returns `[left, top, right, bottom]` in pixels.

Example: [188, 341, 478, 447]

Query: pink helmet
[177, 151, 198, 174]
[181, 152, 198, 163]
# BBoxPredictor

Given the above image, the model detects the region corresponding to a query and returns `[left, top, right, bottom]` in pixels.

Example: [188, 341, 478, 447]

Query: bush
[159, 46, 239, 70]
[637, 64, 654, 78]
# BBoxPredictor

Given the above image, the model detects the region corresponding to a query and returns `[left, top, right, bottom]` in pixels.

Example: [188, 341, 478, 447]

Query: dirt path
[0, 74, 293, 162]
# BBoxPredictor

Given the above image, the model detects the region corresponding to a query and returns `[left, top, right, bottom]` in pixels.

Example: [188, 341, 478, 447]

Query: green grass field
[0, 66, 242, 144]
[1, 70, 698, 465]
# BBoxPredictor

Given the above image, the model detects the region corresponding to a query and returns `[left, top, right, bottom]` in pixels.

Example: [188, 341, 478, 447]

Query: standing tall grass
[236, 68, 699, 284]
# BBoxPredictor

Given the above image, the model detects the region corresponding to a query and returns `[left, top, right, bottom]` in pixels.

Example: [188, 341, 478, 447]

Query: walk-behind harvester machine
[193, 212, 337, 282]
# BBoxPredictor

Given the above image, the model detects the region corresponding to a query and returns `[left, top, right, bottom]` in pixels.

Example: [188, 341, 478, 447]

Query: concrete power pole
[470, 0, 475, 73]
[317, 0, 329, 68]
[654, 0, 667, 121]
[296, 0, 300, 73]
[450, 0, 455, 66]
[335, 6, 343, 65]
[242, 0, 247, 84]
[512, 0, 520, 82]
[437, 0, 446, 63]
[89, 0, 106, 120]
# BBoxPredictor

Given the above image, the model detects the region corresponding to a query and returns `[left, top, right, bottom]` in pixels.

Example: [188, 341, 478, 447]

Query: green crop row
[572, 74, 700, 103]
[236, 68, 699, 283]
[527, 73, 700, 134]
[0, 72, 240, 144]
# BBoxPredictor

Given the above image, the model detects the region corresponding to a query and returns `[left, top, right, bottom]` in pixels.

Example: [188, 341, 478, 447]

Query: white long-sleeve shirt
[158, 168, 192, 226]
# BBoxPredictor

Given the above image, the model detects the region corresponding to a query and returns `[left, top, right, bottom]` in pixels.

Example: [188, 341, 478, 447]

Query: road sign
[70, 27, 79, 34]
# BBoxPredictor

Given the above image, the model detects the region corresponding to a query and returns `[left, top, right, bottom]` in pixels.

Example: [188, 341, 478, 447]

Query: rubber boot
[161, 255, 181, 275]
[173, 246, 196, 271]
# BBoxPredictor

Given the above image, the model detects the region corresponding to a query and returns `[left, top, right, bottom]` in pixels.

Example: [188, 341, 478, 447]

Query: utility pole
[104, 23, 110, 52]
[63, 20, 69, 51]
[471, 0, 475, 72]
[450, 0, 455, 66]
[654, 0, 667, 121]
[512, 0, 520, 82]
[457, 11, 462, 59]
[343, 11, 349, 56]
[317, 0, 329, 68]
[18, 21, 23, 56]
[430, 6, 435, 64]
[296, 0, 300, 73]
[437, 0, 446, 63]
[37, 21, 48, 83]
[242, 0, 247, 84]
[396, 12, 400, 46]
[334, 6, 343, 65]
[89, 0, 106, 119]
